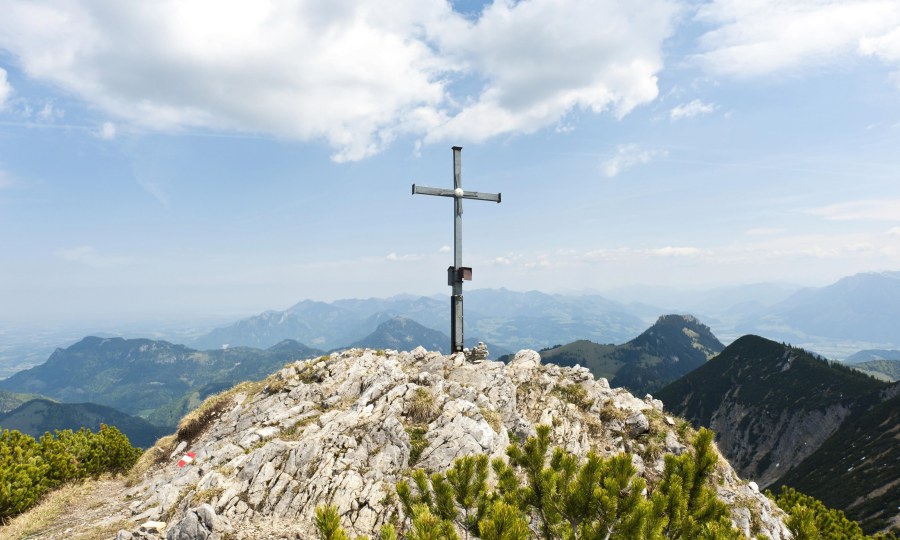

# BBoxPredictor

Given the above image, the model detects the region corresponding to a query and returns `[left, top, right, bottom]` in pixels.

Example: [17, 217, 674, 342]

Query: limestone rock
[120, 348, 790, 540]
[166, 504, 232, 540]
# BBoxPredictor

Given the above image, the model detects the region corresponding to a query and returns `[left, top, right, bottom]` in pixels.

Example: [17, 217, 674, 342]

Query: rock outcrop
[118, 347, 789, 539]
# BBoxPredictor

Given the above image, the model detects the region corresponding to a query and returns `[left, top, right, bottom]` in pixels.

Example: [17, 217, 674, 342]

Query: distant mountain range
[0, 398, 168, 448]
[845, 348, 900, 364]
[0, 336, 323, 422]
[736, 271, 900, 346]
[656, 335, 896, 532]
[538, 314, 724, 396]
[186, 272, 900, 360]
[190, 289, 648, 352]
[850, 359, 900, 382]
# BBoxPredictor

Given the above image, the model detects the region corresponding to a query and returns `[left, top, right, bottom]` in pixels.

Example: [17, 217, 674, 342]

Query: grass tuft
[406, 387, 437, 424]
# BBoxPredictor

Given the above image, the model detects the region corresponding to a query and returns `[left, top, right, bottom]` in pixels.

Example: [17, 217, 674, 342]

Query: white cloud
[601, 144, 667, 177]
[439, 245, 450, 253]
[97, 121, 116, 140]
[0, 68, 11, 109]
[37, 102, 62, 120]
[58, 246, 131, 268]
[427, 0, 680, 143]
[694, 0, 900, 77]
[670, 99, 716, 121]
[808, 199, 900, 221]
[885, 226, 900, 237]
[0, 0, 680, 161]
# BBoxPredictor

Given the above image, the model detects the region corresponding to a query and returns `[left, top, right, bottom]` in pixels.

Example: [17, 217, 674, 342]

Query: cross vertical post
[412, 146, 501, 353]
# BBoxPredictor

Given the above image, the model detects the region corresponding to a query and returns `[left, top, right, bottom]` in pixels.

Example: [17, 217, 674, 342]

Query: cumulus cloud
[0, 68, 11, 109]
[694, 0, 900, 77]
[0, 0, 679, 161]
[427, 0, 680, 142]
[670, 99, 716, 121]
[808, 199, 900, 221]
[601, 144, 667, 177]
[58, 246, 131, 268]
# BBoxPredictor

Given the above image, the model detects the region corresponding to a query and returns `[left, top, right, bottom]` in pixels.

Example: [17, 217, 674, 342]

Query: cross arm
[461, 190, 501, 203]
[412, 184, 455, 197]
[412, 184, 501, 203]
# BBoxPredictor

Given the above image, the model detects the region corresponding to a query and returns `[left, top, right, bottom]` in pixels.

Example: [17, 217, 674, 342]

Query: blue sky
[1, 0, 899, 327]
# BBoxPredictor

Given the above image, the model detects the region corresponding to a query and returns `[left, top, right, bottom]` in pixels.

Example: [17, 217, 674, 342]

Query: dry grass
[192, 487, 224, 506]
[480, 407, 503, 432]
[125, 433, 177, 487]
[280, 413, 321, 441]
[176, 380, 265, 443]
[599, 401, 628, 422]
[1, 482, 88, 538]
[406, 387, 437, 424]
[1, 477, 130, 540]
[553, 383, 592, 410]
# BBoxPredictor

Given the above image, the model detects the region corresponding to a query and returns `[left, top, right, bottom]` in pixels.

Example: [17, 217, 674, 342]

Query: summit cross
[412, 146, 501, 353]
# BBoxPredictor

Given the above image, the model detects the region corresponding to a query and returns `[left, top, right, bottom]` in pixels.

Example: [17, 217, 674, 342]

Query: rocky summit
[113, 348, 789, 539]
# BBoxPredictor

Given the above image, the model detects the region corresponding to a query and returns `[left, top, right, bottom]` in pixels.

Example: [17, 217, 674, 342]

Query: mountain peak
[348, 316, 449, 353]
[115, 348, 789, 539]
[628, 313, 724, 361]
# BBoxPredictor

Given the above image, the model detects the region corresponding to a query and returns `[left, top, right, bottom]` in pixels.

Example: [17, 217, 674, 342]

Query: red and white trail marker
[177, 452, 196, 467]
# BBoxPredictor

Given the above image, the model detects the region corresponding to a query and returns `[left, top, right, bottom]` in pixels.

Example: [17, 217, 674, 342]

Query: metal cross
[412, 146, 501, 353]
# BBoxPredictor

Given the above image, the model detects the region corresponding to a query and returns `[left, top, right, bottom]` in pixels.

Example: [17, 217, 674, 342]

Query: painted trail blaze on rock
[176, 452, 196, 467]
[119, 347, 790, 539]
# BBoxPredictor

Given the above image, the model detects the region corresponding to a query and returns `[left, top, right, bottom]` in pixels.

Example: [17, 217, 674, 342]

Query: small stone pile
[465, 341, 489, 363]
[115, 348, 789, 539]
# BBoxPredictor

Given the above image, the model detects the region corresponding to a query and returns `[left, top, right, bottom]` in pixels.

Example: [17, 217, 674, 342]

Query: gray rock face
[710, 400, 851, 485]
[122, 348, 790, 539]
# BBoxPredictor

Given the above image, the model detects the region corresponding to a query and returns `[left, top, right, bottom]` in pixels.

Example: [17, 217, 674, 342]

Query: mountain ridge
[656, 335, 895, 531]
[539, 314, 724, 395]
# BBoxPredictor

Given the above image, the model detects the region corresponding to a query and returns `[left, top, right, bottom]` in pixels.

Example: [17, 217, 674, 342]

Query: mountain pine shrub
[0, 425, 142, 521]
[772, 486, 898, 540]
[317, 426, 749, 539]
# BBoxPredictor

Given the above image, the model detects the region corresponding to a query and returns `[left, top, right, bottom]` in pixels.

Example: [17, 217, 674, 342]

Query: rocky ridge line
[118, 347, 789, 539]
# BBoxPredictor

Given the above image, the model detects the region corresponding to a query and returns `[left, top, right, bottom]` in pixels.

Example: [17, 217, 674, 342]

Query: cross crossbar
[412, 185, 502, 203]
[412, 146, 501, 353]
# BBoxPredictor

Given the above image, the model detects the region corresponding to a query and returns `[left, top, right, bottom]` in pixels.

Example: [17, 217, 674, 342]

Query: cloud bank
[694, 0, 900, 77]
[0, 0, 679, 161]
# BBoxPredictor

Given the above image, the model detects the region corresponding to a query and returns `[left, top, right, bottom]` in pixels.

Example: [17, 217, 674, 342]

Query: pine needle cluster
[316, 426, 747, 540]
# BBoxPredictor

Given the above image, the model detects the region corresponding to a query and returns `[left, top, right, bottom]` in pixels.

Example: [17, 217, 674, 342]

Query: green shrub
[772, 486, 898, 540]
[0, 425, 142, 521]
[317, 426, 745, 539]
